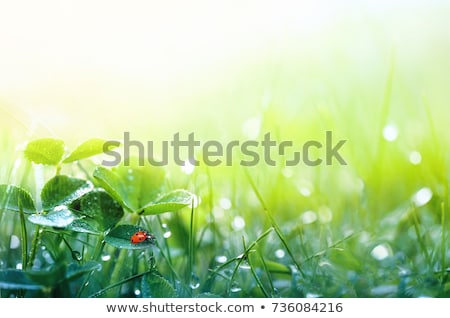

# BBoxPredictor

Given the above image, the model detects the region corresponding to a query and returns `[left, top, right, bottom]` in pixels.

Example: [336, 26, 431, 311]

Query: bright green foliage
[24, 138, 65, 165]
[94, 165, 192, 215]
[67, 189, 124, 234]
[0, 184, 36, 214]
[141, 272, 177, 298]
[28, 206, 75, 227]
[141, 189, 193, 215]
[41, 175, 93, 210]
[63, 138, 120, 163]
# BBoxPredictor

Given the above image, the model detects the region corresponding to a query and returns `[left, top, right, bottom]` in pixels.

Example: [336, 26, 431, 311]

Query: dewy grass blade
[411, 205, 431, 267]
[245, 169, 305, 277]
[244, 239, 270, 297]
[19, 199, 28, 270]
[188, 199, 195, 293]
[441, 201, 447, 283]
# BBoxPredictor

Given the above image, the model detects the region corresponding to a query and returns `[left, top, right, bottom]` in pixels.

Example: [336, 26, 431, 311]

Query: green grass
[0, 92, 448, 297]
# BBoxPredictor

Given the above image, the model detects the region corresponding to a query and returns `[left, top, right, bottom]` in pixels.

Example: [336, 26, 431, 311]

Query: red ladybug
[130, 230, 155, 244]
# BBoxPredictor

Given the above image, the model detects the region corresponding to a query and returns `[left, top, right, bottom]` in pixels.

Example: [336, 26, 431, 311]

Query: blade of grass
[256, 248, 275, 294]
[441, 201, 447, 283]
[245, 169, 305, 277]
[411, 205, 431, 267]
[187, 199, 195, 295]
[226, 227, 274, 295]
[19, 198, 28, 270]
[141, 216, 182, 285]
[244, 238, 270, 297]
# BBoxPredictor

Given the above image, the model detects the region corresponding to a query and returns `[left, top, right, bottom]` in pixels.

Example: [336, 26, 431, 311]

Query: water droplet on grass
[189, 194, 200, 208]
[219, 197, 232, 210]
[189, 273, 200, 289]
[230, 282, 241, 293]
[239, 261, 251, 270]
[101, 254, 111, 261]
[412, 187, 432, 206]
[271, 288, 281, 297]
[232, 216, 245, 230]
[306, 292, 321, 298]
[134, 289, 141, 296]
[282, 168, 293, 178]
[383, 124, 398, 141]
[161, 223, 172, 238]
[371, 244, 392, 260]
[275, 249, 285, 258]
[215, 255, 227, 263]
[16, 263, 22, 270]
[371, 285, 397, 296]
[318, 206, 333, 223]
[43, 251, 54, 264]
[409, 151, 422, 165]
[296, 180, 313, 197]
[9, 235, 20, 249]
[301, 210, 317, 224]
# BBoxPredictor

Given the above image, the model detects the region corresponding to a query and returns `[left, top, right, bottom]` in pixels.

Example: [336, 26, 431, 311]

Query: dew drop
[409, 151, 422, 165]
[306, 292, 321, 298]
[101, 254, 111, 262]
[16, 263, 22, 270]
[189, 194, 200, 208]
[219, 197, 232, 210]
[230, 282, 242, 293]
[161, 224, 172, 238]
[296, 179, 313, 197]
[383, 124, 398, 141]
[239, 261, 251, 270]
[412, 187, 432, 207]
[72, 251, 82, 261]
[9, 235, 20, 249]
[275, 249, 285, 259]
[32, 259, 42, 270]
[134, 289, 141, 296]
[215, 255, 227, 263]
[318, 206, 333, 223]
[189, 273, 200, 289]
[371, 285, 397, 296]
[271, 288, 281, 297]
[371, 244, 392, 260]
[232, 216, 245, 230]
[281, 168, 293, 178]
[299, 187, 312, 197]
[301, 210, 317, 224]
